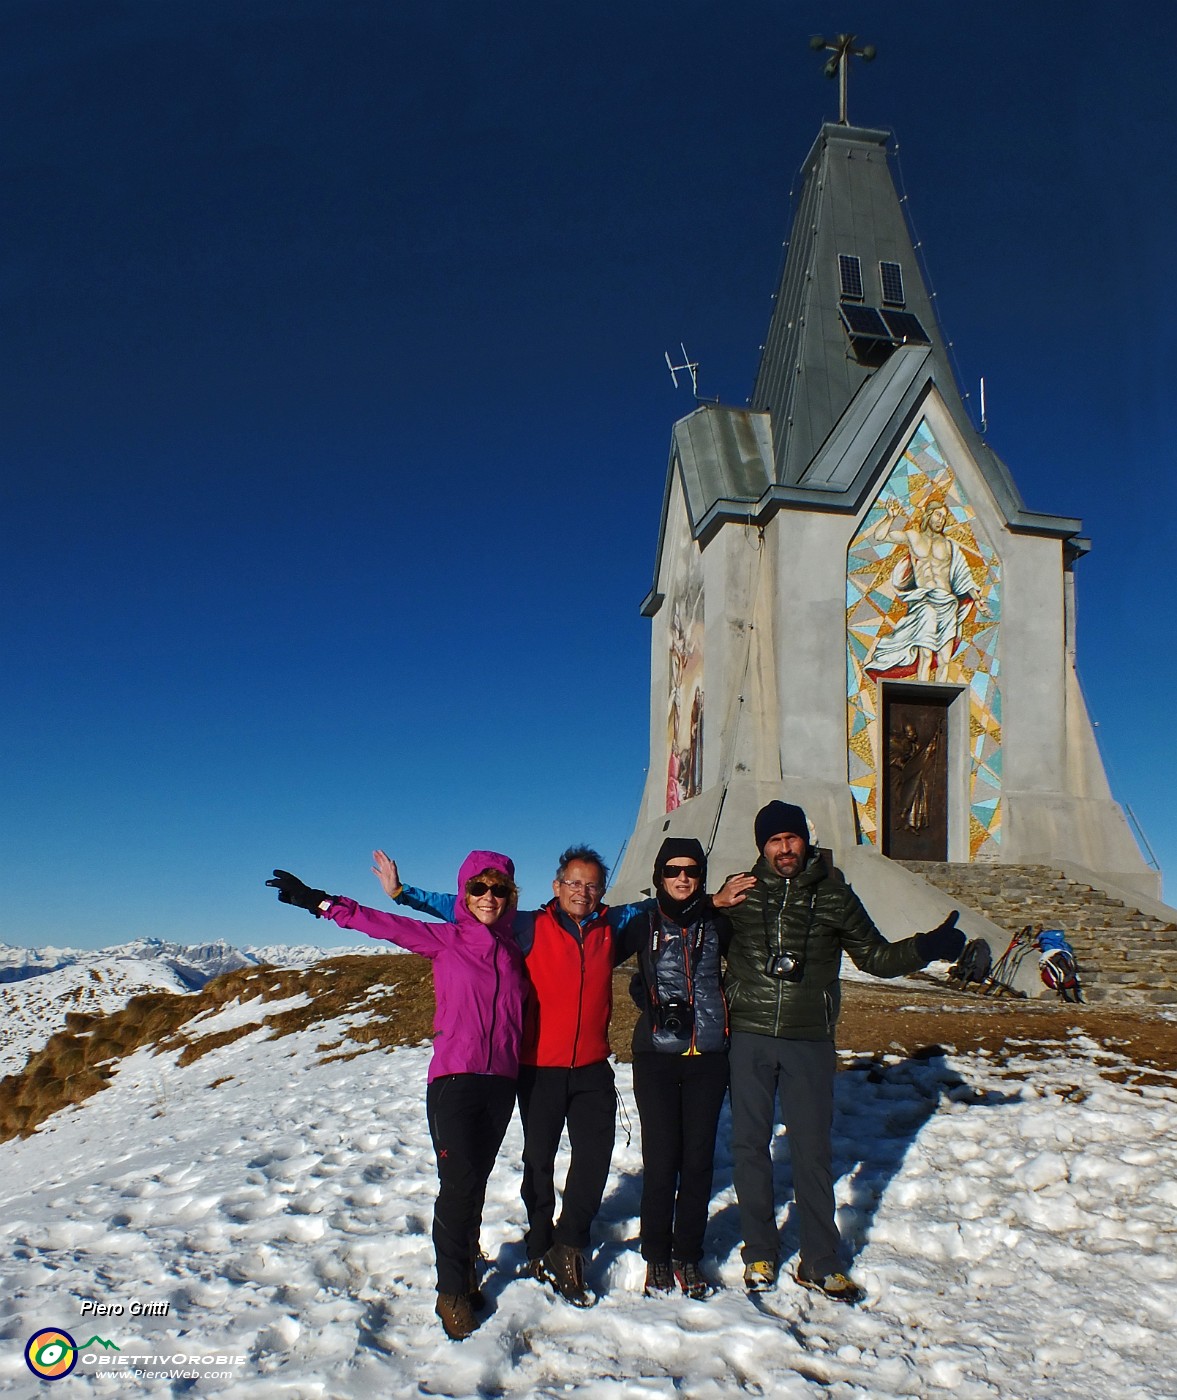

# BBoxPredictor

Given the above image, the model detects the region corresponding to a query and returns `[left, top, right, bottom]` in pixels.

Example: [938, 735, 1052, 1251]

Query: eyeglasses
[660, 864, 703, 880]
[467, 881, 512, 899]
[559, 880, 602, 895]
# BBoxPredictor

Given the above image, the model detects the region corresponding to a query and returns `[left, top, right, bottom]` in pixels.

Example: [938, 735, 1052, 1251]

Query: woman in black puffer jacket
[620, 837, 730, 1301]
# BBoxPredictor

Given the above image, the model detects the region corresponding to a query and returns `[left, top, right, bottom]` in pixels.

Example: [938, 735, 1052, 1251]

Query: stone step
[1084, 985, 1177, 1006]
[893, 859, 1173, 1008]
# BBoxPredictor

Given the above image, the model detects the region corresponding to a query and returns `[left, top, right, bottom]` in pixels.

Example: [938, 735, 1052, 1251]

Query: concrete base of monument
[612, 778, 1069, 1001]
[610, 776, 1174, 1002]
[609, 776, 858, 908]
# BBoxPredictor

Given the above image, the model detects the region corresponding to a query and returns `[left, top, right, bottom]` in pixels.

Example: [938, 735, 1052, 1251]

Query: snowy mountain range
[0, 937, 335, 987]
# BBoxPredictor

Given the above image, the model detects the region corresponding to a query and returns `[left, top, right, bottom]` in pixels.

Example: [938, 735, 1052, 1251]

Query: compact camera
[655, 999, 693, 1035]
[764, 951, 805, 982]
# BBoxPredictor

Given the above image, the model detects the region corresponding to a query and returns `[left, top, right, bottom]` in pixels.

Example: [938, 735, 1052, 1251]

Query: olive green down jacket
[724, 849, 929, 1040]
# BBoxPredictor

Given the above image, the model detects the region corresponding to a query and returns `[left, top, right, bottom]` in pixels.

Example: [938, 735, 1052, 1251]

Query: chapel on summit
[610, 81, 1163, 955]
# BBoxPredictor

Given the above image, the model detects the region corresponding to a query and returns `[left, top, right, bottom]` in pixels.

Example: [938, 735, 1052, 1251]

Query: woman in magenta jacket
[267, 851, 527, 1341]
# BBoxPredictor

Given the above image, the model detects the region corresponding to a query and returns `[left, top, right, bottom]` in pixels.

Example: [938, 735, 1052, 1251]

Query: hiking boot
[435, 1291, 478, 1340]
[467, 1250, 488, 1310]
[743, 1259, 778, 1293]
[795, 1266, 865, 1305]
[538, 1243, 594, 1307]
[643, 1260, 675, 1297]
[673, 1259, 716, 1300]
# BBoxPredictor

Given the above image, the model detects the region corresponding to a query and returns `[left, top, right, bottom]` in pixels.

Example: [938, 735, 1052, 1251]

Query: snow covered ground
[1, 995, 1174, 1399]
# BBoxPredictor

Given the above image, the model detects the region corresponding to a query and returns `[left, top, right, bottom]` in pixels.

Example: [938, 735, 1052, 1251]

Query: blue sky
[3, 1, 1174, 950]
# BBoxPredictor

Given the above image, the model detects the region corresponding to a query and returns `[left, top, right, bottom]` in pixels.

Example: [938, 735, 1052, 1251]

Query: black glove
[916, 910, 965, 963]
[266, 869, 329, 916]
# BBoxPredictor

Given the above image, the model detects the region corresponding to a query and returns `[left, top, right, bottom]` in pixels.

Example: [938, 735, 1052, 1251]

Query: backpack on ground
[948, 937, 992, 987]
[1037, 929, 1083, 1003]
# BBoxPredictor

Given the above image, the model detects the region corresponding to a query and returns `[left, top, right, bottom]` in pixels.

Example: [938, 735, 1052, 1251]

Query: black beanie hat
[653, 836, 707, 885]
[754, 801, 809, 853]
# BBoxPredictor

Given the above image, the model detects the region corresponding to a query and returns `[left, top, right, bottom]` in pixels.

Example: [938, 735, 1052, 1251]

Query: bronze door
[883, 695, 950, 861]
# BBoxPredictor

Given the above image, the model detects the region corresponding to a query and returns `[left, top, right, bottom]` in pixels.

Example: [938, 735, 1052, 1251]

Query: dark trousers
[728, 1032, 841, 1277]
[425, 1073, 516, 1295]
[632, 1050, 729, 1264]
[516, 1060, 616, 1258]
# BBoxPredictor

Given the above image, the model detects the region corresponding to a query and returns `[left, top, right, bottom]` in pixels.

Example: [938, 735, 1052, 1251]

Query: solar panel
[879, 261, 905, 306]
[881, 309, 930, 344]
[838, 254, 864, 300]
[840, 304, 890, 339]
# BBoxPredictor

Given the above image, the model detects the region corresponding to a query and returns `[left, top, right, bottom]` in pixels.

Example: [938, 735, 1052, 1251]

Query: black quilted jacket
[724, 850, 927, 1040]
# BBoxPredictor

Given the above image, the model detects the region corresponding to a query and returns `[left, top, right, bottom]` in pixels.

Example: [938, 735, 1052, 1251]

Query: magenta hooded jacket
[321, 850, 528, 1082]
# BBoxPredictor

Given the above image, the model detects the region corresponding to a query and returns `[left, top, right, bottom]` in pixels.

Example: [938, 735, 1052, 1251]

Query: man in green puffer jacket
[713, 800, 965, 1304]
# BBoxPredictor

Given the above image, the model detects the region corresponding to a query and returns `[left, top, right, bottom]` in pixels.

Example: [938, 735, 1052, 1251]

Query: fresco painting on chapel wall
[846, 419, 1002, 858]
[665, 537, 704, 813]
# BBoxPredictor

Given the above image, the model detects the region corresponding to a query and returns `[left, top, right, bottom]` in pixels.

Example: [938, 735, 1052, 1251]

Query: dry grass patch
[834, 977, 1177, 1074]
[0, 953, 435, 1141]
[174, 1023, 265, 1067]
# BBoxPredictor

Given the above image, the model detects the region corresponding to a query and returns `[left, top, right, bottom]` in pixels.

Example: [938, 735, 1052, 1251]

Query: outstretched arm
[322, 897, 449, 955]
[872, 497, 908, 544]
[267, 870, 447, 956]
[843, 897, 964, 977]
[371, 850, 457, 921]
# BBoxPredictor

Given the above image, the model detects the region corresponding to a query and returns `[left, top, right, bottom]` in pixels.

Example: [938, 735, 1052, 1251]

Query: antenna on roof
[665, 344, 700, 398]
[979, 376, 988, 435]
[810, 33, 876, 125]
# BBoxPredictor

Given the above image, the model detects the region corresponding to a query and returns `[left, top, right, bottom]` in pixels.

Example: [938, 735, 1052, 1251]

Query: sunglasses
[660, 864, 703, 880]
[468, 881, 512, 899]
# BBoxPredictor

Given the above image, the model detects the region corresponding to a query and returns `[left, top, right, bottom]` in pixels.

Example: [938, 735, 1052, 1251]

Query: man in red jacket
[515, 845, 620, 1307]
[379, 843, 646, 1307]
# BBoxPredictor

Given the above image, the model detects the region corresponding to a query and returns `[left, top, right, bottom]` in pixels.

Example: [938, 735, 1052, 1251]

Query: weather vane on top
[810, 33, 876, 125]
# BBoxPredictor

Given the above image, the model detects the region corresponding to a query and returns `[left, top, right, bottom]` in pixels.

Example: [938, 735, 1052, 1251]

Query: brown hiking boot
[538, 1243, 594, 1307]
[435, 1291, 478, 1340]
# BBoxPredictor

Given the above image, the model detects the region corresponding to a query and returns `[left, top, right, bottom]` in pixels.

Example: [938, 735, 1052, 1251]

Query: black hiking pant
[516, 1059, 616, 1258]
[728, 1032, 841, 1278]
[425, 1072, 516, 1295]
[632, 1049, 729, 1264]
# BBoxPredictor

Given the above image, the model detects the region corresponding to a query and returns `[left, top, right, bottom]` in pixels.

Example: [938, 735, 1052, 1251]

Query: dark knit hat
[754, 801, 809, 853]
[653, 836, 707, 885]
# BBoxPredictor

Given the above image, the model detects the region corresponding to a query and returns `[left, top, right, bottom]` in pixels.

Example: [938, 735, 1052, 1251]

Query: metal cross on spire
[810, 33, 876, 125]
